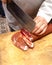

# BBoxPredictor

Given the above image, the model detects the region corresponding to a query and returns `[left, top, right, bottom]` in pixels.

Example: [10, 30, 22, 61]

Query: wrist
[37, 11, 51, 23]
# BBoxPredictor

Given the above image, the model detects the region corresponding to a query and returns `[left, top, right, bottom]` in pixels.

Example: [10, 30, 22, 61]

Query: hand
[12, 29, 35, 51]
[32, 16, 48, 35]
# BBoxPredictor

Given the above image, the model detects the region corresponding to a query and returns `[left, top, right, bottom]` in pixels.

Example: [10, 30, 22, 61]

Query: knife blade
[7, 0, 35, 32]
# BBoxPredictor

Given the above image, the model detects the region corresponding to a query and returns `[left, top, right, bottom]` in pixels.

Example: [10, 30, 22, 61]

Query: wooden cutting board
[0, 32, 52, 65]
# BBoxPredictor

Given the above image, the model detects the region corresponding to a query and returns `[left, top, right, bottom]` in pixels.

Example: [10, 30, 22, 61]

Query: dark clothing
[50, 19, 52, 23]
[0, 1, 5, 16]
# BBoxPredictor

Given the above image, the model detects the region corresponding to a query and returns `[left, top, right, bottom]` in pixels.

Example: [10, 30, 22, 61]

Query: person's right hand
[32, 16, 48, 35]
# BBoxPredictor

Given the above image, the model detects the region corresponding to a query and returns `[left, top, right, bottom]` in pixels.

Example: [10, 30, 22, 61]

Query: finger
[35, 24, 46, 34]
[33, 17, 41, 32]
[12, 32, 28, 51]
[20, 29, 34, 49]
[33, 16, 41, 24]
[16, 37, 28, 51]
[32, 21, 43, 33]
[39, 26, 47, 35]
[21, 29, 34, 41]
[23, 35, 34, 48]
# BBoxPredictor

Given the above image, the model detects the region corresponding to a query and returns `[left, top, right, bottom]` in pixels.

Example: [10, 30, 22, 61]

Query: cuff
[37, 11, 52, 23]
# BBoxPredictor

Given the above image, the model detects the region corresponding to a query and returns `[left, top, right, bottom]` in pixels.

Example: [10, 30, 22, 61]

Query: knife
[7, 0, 35, 32]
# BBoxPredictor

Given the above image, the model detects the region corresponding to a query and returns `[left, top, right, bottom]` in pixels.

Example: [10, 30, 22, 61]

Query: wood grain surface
[0, 32, 52, 65]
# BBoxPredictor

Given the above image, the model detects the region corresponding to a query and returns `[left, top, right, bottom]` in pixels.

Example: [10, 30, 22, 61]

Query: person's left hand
[32, 16, 48, 35]
[12, 29, 35, 51]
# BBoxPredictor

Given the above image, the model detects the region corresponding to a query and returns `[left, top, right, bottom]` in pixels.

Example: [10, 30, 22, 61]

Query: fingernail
[24, 46, 28, 51]
[31, 43, 34, 48]
[29, 38, 33, 41]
